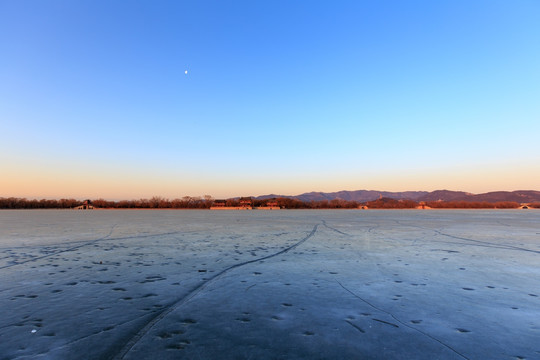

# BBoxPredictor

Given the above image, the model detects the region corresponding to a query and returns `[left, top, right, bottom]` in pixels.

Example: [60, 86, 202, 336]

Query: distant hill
[293, 190, 428, 202]
[418, 190, 540, 203]
[417, 190, 473, 202]
[256, 189, 540, 204]
[256, 190, 428, 202]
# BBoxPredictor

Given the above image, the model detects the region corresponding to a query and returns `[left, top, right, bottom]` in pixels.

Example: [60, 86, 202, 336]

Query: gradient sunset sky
[1, 1, 539, 200]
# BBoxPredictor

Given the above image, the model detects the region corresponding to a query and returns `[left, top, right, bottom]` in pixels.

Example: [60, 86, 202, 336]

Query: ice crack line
[336, 280, 470, 360]
[395, 221, 540, 254]
[0, 224, 117, 270]
[321, 220, 351, 236]
[0, 229, 203, 251]
[0, 229, 213, 269]
[432, 229, 540, 254]
[110, 223, 320, 360]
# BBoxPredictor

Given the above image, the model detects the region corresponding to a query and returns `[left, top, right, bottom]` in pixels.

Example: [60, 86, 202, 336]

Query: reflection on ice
[0, 210, 539, 359]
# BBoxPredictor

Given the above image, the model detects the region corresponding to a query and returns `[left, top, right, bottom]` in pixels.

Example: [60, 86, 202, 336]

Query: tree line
[1, 196, 538, 209]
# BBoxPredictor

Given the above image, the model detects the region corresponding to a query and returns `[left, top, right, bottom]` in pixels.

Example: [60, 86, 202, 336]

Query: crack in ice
[395, 221, 540, 254]
[321, 220, 351, 236]
[110, 223, 320, 360]
[432, 229, 540, 254]
[336, 280, 470, 360]
[0, 225, 118, 270]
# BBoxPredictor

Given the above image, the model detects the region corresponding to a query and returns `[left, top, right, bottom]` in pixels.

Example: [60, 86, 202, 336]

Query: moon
[185, 70, 188, 75]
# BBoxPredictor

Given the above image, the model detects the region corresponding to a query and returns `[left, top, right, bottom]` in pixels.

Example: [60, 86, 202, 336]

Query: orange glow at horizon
[2, 161, 538, 200]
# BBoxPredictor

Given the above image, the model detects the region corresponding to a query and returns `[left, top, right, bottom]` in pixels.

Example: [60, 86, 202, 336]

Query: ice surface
[0, 209, 539, 359]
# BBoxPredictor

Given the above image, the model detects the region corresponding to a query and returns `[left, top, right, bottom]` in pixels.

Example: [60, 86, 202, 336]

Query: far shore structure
[210, 197, 281, 210]
[74, 200, 95, 210]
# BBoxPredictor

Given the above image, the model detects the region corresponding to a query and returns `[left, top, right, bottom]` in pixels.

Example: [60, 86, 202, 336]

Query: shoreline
[1, 207, 537, 211]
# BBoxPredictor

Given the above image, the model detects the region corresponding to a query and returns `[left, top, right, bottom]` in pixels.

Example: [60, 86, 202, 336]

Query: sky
[1, 0, 539, 200]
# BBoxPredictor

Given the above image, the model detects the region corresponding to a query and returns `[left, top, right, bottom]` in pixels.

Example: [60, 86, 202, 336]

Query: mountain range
[256, 190, 540, 204]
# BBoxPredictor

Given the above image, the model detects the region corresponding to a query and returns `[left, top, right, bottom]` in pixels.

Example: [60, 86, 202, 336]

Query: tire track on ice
[110, 223, 320, 360]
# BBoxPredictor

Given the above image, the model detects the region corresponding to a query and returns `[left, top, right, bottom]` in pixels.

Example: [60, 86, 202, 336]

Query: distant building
[239, 197, 253, 209]
[212, 200, 226, 208]
[210, 198, 252, 210]
[258, 198, 280, 210]
[416, 202, 431, 210]
[210, 197, 271, 210]
[75, 200, 94, 210]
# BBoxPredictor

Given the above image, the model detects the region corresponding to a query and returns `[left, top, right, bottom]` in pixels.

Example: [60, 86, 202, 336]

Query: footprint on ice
[157, 332, 173, 339]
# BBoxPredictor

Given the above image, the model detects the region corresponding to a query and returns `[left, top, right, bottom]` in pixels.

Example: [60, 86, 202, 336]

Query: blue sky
[1, 0, 539, 199]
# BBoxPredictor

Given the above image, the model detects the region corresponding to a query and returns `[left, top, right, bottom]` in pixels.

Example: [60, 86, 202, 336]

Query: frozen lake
[0, 210, 539, 359]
